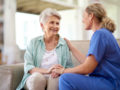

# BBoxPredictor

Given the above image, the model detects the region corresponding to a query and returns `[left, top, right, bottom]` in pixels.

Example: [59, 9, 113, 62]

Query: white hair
[39, 8, 61, 24]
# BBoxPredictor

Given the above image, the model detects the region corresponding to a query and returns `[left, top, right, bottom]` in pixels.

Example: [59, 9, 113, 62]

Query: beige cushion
[0, 63, 24, 90]
[71, 40, 90, 66]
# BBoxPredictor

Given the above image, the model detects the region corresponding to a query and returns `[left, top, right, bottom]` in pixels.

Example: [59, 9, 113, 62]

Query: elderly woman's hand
[46, 64, 63, 74]
[48, 64, 64, 78]
[50, 64, 63, 78]
[46, 65, 56, 74]
[54, 64, 63, 69]
[51, 72, 60, 78]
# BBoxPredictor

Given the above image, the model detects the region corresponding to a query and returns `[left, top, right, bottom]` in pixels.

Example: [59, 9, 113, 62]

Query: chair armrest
[0, 63, 24, 90]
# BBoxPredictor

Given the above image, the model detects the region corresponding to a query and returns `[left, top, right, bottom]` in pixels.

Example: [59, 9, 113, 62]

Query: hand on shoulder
[64, 38, 73, 50]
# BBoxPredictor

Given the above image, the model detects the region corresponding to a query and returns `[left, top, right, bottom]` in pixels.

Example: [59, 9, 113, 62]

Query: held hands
[46, 65, 56, 74]
[52, 67, 65, 75]
[29, 65, 64, 77]
[46, 64, 65, 78]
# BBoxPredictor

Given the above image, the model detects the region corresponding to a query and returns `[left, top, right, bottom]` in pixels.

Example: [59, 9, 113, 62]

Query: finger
[55, 64, 62, 66]
[48, 68, 53, 73]
[55, 65, 63, 69]
[54, 64, 61, 68]
[48, 67, 55, 74]
[54, 74, 59, 78]
[57, 65, 63, 68]
[55, 67, 62, 69]
[64, 38, 67, 41]
[52, 73, 57, 78]
[64, 38, 70, 43]
[49, 66, 55, 71]
[51, 73, 55, 78]
[52, 69, 56, 73]
[53, 72, 56, 78]
[50, 66, 56, 69]
[53, 69, 61, 74]
[54, 75, 57, 78]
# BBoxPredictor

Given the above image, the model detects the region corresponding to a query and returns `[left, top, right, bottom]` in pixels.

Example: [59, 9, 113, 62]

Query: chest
[41, 49, 58, 68]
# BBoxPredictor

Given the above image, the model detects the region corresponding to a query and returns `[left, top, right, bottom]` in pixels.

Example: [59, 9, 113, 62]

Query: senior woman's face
[82, 11, 92, 30]
[43, 15, 60, 36]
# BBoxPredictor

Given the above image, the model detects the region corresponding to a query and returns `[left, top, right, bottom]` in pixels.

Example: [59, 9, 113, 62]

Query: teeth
[50, 29, 57, 31]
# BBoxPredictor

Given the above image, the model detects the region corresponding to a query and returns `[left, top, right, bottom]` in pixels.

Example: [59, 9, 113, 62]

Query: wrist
[43, 69, 49, 74]
[38, 68, 48, 74]
[29, 68, 38, 74]
[61, 68, 65, 74]
[69, 45, 74, 51]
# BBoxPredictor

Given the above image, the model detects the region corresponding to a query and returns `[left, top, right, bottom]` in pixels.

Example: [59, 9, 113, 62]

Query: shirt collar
[38, 35, 65, 47]
[38, 35, 44, 41]
[56, 37, 65, 47]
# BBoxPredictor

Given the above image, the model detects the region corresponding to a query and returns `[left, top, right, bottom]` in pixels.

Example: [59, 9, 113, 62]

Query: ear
[40, 23, 43, 28]
[89, 13, 94, 21]
[40, 23, 44, 32]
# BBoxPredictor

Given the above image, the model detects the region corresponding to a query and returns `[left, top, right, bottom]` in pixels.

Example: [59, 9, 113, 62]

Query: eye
[56, 22, 59, 25]
[50, 21, 54, 24]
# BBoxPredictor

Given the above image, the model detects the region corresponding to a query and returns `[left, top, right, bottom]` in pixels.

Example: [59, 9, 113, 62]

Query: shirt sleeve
[87, 31, 106, 63]
[65, 43, 74, 68]
[24, 40, 35, 74]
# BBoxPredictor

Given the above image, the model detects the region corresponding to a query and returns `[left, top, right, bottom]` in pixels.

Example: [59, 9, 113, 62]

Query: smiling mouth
[50, 29, 58, 32]
[53, 30, 58, 32]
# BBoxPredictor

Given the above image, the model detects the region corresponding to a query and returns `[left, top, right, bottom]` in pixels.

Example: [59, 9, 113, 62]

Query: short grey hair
[39, 8, 61, 24]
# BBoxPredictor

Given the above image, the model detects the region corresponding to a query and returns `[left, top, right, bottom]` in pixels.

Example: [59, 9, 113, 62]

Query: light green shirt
[16, 36, 73, 90]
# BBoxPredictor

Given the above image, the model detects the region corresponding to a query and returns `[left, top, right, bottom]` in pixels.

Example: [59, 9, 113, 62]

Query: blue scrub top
[87, 28, 120, 86]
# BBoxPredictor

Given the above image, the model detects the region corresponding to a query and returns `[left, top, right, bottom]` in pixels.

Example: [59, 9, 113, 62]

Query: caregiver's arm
[64, 55, 98, 74]
[64, 38, 86, 63]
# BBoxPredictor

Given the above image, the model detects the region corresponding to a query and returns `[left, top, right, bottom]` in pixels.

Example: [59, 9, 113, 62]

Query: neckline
[46, 48, 55, 53]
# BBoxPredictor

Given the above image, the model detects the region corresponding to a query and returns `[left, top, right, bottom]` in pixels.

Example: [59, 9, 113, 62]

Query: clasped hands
[47, 64, 65, 78]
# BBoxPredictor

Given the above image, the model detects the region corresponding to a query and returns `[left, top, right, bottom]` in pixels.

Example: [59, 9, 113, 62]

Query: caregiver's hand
[64, 38, 73, 50]
[52, 67, 65, 75]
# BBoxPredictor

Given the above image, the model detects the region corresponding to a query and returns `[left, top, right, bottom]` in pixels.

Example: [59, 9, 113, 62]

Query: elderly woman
[53, 3, 120, 90]
[17, 8, 73, 90]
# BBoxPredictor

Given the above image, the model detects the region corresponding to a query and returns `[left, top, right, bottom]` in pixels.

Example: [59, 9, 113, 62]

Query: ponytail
[101, 16, 116, 33]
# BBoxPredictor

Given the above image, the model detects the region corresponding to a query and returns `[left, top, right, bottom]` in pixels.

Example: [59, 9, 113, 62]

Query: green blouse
[16, 36, 73, 90]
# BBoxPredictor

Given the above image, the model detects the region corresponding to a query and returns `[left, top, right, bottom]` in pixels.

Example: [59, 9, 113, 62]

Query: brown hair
[85, 3, 116, 33]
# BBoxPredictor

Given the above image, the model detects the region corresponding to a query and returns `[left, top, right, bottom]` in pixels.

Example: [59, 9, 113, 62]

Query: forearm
[29, 68, 48, 74]
[63, 64, 88, 75]
[63, 56, 98, 74]
[70, 45, 86, 63]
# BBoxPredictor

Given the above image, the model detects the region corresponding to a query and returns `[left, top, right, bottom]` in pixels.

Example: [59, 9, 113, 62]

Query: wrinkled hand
[54, 64, 63, 69]
[46, 65, 56, 74]
[50, 64, 64, 78]
[46, 64, 63, 74]
[52, 67, 65, 75]
[51, 72, 60, 78]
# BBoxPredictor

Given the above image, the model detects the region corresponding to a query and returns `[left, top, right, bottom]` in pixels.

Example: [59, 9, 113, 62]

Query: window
[16, 10, 77, 50]
[16, 12, 43, 49]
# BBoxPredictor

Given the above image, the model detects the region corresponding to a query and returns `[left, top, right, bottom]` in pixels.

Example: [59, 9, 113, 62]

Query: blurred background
[0, 0, 120, 64]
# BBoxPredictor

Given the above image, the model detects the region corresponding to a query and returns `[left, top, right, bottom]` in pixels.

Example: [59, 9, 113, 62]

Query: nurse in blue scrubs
[53, 3, 120, 90]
